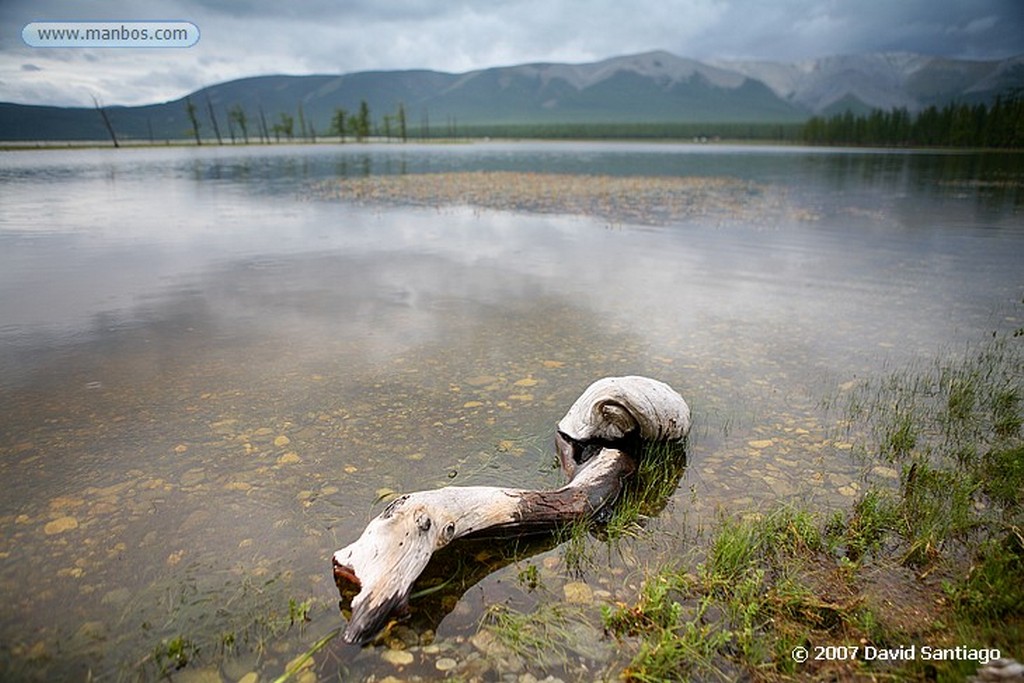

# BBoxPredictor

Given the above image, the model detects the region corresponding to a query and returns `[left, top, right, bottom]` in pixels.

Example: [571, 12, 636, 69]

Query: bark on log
[333, 447, 632, 644]
[331, 375, 691, 645]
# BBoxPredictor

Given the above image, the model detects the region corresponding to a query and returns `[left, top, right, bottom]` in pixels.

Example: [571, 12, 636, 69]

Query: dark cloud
[2, 0, 1022, 107]
[674, 0, 1024, 61]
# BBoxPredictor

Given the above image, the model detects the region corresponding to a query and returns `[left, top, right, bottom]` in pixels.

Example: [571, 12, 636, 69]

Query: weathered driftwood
[333, 447, 632, 643]
[556, 375, 691, 478]
[332, 375, 691, 645]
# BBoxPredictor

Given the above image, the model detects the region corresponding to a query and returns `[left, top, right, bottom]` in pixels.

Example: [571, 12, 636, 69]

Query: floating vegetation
[313, 171, 811, 226]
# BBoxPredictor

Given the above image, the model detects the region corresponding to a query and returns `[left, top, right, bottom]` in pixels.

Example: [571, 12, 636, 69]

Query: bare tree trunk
[185, 97, 202, 145]
[258, 106, 270, 144]
[91, 96, 119, 148]
[206, 96, 223, 145]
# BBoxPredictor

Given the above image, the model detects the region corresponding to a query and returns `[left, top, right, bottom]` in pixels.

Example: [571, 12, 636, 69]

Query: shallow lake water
[1, 142, 1022, 681]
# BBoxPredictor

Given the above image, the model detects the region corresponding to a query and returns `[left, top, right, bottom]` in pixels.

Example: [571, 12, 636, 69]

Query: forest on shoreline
[8, 93, 1022, 150]
[801, 95, 1024, 148]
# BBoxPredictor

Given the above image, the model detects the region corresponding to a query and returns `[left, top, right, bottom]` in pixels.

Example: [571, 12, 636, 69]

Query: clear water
[1, 142, 1021, 680]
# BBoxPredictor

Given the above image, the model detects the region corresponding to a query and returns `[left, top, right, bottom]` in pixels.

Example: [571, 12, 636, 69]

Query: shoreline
[3, 137, 1020, 154]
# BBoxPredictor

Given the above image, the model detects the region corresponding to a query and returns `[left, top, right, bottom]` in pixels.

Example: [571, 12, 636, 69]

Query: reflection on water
[1, 142, 1022, 680]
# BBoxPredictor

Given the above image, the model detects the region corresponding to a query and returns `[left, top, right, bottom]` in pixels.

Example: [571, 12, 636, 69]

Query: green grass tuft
[606, 333, 1023, 681]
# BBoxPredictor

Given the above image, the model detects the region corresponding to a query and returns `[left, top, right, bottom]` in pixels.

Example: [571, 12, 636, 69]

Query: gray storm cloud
[2, 0, 1021, 106]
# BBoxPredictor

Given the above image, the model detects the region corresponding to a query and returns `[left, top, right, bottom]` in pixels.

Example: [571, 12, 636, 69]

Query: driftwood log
[555, 375, 691, 479]
[332, 375, 691, 645]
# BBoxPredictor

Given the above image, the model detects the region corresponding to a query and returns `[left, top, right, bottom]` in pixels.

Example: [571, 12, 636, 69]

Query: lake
[1, 141, 1022, 681]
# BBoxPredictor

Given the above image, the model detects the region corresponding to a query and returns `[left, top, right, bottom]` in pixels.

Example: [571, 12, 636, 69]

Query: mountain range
[2, 50, 1022, 141]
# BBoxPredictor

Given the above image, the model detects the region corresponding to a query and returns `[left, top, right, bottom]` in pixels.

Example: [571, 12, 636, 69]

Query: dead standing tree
[332, 375, 692, 644]
[205, 95, 223, 145]
[185, 96, 201, 145]
[91, 95, 119, 148]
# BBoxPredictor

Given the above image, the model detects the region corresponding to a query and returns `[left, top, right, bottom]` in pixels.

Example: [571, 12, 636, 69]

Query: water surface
[1, 142, 1021, 680]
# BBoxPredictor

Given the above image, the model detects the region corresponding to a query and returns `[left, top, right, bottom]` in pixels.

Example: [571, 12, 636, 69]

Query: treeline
[172, 100, 811, 144]
[87, 92, 1022, 148]
[802, 95, 1024, 148]
[443, 121, 805, 141]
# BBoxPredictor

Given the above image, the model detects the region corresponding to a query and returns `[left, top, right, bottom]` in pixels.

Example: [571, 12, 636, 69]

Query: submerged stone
[49, 496, 85, 511]
[74, 620, 107, 643]
[88, 501, 118, 515]
[44, 516, 78, 535]
[101, 587, 131, 606]
[563, 581, 593, 604]
[872, 466, 899, 479]
[381, 649, 414, 666]
[171, 667, 222, 683]
[285, 651, 314, 673]
[276, 452, 301, 465]
[180, 468, 206, 486]
[435, 657, 457, 671]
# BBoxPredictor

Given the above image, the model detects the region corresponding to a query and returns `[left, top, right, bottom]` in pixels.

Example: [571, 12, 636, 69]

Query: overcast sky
[2, 0, 1023, 107]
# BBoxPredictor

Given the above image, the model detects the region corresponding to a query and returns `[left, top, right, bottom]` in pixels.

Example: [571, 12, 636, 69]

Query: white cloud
[964, 15, 999, 35]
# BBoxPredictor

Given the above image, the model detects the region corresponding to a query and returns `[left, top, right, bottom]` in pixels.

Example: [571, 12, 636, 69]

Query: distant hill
[2, 50, 1022, 141]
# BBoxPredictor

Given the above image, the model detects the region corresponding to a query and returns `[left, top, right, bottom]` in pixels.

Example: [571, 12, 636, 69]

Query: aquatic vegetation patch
[603, 440, 690, 540]
[603, 333, 1023, 680]
[480, 602, 569, 665]
[602, 507, 855, 681]
[313, 171, 811, 226]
